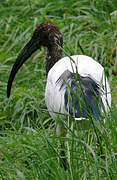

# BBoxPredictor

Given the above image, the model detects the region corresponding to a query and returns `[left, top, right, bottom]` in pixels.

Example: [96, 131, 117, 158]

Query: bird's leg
[60, 142, 67, 170]
[56, 120, 67, 170]
[97, 135, 105, 159]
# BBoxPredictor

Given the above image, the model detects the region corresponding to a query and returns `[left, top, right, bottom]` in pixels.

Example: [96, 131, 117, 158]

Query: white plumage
[45, 55, 111, 125]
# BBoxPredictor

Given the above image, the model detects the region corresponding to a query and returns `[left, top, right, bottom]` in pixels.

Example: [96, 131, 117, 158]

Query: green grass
[0, 0, 117, 179]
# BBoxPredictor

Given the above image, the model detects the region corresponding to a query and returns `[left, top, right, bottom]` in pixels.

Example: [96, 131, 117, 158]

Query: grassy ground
[0, 0, 117, 179]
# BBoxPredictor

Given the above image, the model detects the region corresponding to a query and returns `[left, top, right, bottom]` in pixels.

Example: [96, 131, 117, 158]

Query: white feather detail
[45, 55, 111, 121]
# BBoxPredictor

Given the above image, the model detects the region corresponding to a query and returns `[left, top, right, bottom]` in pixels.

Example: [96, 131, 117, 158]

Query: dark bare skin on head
[7, 21, 63, 98]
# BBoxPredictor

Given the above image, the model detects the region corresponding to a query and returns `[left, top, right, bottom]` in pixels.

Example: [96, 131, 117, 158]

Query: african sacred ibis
[7, 21, 111, 169]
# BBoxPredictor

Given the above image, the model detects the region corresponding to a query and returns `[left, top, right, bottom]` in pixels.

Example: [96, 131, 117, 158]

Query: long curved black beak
[7, 38, 39, 98]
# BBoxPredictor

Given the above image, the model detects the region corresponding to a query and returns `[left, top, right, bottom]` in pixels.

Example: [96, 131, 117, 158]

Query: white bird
[7, 21, 111, 169]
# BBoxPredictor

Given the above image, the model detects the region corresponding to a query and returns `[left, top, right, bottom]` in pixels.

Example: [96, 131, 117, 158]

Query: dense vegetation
[0, 0, 117, 179]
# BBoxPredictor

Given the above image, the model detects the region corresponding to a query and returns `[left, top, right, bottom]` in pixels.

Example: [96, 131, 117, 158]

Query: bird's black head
[7, 21, 63, 98]
[33, 21, 63, 47]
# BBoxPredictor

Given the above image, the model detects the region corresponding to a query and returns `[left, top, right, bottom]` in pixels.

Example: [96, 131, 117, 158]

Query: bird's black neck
[46, 45, 62, 76]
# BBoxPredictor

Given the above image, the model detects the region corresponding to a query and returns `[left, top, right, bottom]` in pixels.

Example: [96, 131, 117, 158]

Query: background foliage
[0, 0, 117, 179]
